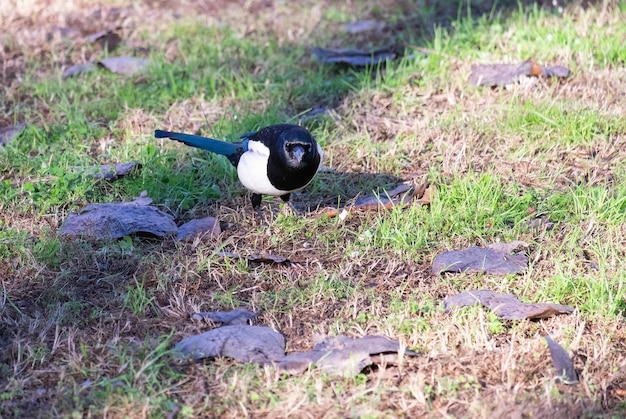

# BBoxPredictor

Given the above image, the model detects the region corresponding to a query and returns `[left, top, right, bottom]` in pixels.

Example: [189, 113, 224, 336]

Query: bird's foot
[254, 205, 269, 226]
[285, 201, 301, 217]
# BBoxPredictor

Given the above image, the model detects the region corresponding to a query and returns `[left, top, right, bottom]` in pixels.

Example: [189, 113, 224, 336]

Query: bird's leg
[251, 193, 268, 225]
[280, 193, 301, 216]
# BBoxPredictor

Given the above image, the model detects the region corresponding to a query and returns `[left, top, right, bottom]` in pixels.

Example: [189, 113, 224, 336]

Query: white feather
[237, 141, 286, 195]
[237, 139, 323, 196]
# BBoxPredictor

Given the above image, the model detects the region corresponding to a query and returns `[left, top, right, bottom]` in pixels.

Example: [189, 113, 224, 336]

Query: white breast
[237, 141, 287, 196]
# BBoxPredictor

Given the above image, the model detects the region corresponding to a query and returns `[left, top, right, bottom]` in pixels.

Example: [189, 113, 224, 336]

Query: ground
[1, 0, 626, 417]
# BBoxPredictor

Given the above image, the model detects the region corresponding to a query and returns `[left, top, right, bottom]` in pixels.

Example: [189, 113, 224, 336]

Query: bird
[154, 124, 322, 223]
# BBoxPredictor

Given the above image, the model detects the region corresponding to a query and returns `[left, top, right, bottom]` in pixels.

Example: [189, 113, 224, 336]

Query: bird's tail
[155, 130, 242, 159]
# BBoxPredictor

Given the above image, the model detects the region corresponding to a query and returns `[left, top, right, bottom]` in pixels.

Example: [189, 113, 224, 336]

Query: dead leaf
[277, 347, 372, 376]
[63, 62, 98, 79]
[216, 251, 297, 265]
[344, 19, 386, 34]
[312, 47, 396, 66]
[86, 30, 122, 51]
[432, 242, 528, 275]
[444, 289, 574, 320]
[191, 308, 257, 325]
[76, 161, 140, 180]
[0, 123, 26, 146]
[275, 335, 416, 376]
[98, 56, 149, 76]
[545, 335, 579, 385]
[176, 217, 221, 241]
[324, 181, 429, 218]
[59, 191, 177, 239]
[174, 325, 285, 363]
[470, 58, 570, 87]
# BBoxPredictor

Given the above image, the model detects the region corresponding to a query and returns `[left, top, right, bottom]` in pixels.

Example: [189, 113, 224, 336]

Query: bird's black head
[282, 132, 317, 168]
[255, 124, 322, 192]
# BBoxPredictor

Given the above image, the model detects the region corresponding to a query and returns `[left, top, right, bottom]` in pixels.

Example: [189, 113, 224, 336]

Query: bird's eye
[287, 142, 310, 152]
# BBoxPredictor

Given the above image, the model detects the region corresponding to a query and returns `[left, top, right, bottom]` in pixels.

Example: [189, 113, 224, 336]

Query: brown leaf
[59, 192, 177, 239]
[274, 335, 416, 376]
[312, 47, 396, 66]
[0, 123, 26, 146]
[98, 56, 149, 76]
[176, 217, 221, 241]
[545, 335, 579, 384]
[63, 62, 97, 79]
[432, 242, 528, 275]
[324, 181, 428, 218]
[77, 161, 140, 180]
[191, 308, 257, 325]
[86, 30, 122, 51]
[444, 289, 574, 320]
[470, 58, 570, 87]
[174, 325, 285, 363]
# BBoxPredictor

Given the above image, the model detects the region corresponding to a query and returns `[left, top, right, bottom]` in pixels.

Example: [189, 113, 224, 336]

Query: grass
[2, 0, 626, 417]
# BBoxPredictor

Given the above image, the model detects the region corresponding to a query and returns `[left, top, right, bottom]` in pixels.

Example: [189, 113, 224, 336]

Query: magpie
[154, 124, 323, 223]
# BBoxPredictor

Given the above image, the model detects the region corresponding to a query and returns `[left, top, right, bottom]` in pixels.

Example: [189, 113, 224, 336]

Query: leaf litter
[0, 123, 27, 146]
[174, 316, 415, 376]
[59, 191, 178, 239]
[324, 180, 430, 219]
[63, 57, 149, 78]
[76, 161, 140, 180]
[444, 289, 575, 320]
[312, 46, 396, 66]
[59, 191, 224, 242]
[545, 335, 579, 385]
[432, 241, 529, 275]
[175, 325, 286, 364]
[191, 308, 258, 325]
[176, 216, 221, 241]
[470, 58, 570, 87]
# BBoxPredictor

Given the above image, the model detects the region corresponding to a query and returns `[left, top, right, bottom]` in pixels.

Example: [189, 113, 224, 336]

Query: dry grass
[2, 0, 626, 417]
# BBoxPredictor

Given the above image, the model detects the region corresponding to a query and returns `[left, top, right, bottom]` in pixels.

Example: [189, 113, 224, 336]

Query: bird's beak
[289, 144, 306, 161]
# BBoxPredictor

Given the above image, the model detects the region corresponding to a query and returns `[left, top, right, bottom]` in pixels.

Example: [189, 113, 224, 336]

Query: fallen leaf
[176, 217, 221, 241]
[470, 58, 570, 87]
[86, 30, 122, 51]
[174, 325, 285, 363]
[59, 191, 177, 239]
[216, 251, 298, 265]
[344, 19, 386, 34]
[191, 308, 257, 325]
[432, 242, 528, 275]
[275, 335, 416, 376]
[0, 123, 26, 146]
[312, 47, 396, 66]
[277, 347, 372, 376]
[324, 181, 429, 218]
[63, 62, 98, 78]
[76, 161, 140, 180]
[545, 335, 579, 385]
[444, 289, 574, 320]
[98, 56, 149, 76]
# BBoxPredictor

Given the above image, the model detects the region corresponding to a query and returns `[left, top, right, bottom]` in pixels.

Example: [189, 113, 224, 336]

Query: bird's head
[280, 126, 321, 169]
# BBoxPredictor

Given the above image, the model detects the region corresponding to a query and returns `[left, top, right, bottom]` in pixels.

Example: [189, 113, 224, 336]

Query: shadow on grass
[307, 170, 403, 209]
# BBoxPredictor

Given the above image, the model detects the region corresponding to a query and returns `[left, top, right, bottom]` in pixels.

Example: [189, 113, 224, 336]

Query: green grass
[2, 0, 626, 417]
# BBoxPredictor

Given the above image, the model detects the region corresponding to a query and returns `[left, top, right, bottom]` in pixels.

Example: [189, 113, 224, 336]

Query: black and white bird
[154, 124, 322, 222]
